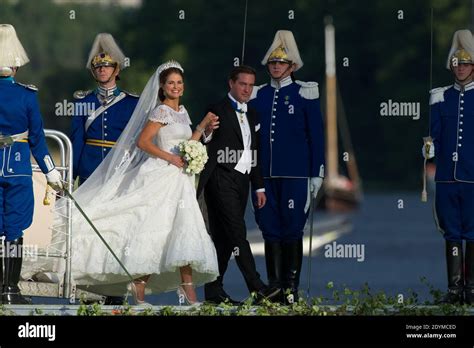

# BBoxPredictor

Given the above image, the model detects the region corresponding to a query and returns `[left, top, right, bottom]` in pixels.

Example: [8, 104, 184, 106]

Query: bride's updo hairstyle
[158, 67, 184, 102]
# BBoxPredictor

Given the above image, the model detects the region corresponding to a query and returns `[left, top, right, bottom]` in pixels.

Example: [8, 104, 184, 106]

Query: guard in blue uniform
[425, 29, 474, 305]
[249, 30, 325, 302]
[0, 24, 63, 304]
[71, 33, 138, 184]
[71, 34, 138, 304]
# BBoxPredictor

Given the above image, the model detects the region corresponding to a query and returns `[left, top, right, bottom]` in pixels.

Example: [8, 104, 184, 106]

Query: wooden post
[325, 18, 338, 182]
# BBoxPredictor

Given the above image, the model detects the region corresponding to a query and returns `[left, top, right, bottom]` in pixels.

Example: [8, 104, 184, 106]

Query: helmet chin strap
[91, 65, 119, 85]
[0, 66, 18, 77]
[455, 72, 474, 86]
[266, 63, 293, 81]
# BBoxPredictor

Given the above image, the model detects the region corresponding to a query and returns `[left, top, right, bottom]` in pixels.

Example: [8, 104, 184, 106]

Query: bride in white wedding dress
[41, 61, 220, 305]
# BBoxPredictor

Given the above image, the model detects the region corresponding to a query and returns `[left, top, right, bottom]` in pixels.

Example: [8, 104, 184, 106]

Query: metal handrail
[32, 129, 74, 299]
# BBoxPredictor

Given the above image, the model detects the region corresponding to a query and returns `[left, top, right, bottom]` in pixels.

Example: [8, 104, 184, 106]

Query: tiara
[157, 60, 184, 77]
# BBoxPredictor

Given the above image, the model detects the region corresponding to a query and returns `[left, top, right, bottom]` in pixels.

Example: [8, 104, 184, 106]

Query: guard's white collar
[270, 76, 293, 89]
[454, 81, 474, 91]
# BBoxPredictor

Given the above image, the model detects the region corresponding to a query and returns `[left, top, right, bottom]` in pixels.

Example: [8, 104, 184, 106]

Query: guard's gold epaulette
[250, 83, 267, 100]
[16, 82, 38, 91]
[295, 80, 319, 100]
[123, 90, 139, 98]
[429, 85, 451, 105]
[73, 90, 93, 99]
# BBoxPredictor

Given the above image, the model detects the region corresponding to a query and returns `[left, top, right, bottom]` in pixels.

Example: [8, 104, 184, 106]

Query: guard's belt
[85, 139, 116, 148]
[0, 130, 29, 148]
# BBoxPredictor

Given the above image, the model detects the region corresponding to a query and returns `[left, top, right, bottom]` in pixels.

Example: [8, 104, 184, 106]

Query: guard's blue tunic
[431, 82, 474, 241]
[71, 88, 138, 183]
[0, 77, 56, 241]
[249, 76, 325, 242]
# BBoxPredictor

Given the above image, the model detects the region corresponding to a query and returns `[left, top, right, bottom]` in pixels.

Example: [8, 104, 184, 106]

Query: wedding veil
[23, 61, 188, 287]
[66, 60, 184, 207]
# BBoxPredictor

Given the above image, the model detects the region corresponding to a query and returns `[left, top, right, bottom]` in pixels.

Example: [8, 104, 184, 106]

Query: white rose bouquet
[178, 140, 208, 175]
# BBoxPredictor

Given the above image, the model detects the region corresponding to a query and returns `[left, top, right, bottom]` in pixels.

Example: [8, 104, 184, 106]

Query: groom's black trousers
[204, 166, 265, 296]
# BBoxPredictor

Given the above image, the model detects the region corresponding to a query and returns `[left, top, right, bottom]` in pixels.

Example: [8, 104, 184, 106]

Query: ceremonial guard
[424, 29, 474, 305]
[71, 33, 138, 184]
[71, 34, 138, 304]
[249, 30, 325, 302]
[0, 24, 62, 304]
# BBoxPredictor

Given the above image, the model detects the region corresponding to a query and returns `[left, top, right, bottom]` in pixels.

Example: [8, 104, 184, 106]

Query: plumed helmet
[87, 33, 127, 70]
[446, 29, 474, 69]
[0, 24, 29, 77]
[262, 30, 303, 71]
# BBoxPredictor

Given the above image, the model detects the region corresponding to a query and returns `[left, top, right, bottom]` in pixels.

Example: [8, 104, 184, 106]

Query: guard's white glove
[422, 143, 435, 159]
[45, 168, 63, 191]
[310, 177, 323, 199]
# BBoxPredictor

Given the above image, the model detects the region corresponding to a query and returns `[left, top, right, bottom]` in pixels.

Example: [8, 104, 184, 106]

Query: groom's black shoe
[104, 296, 126, 305]
[204, 284, 241, 306]
[205, 291, 240, 305]
[205, 281, 240, 305]
[254, 286, 281, 304]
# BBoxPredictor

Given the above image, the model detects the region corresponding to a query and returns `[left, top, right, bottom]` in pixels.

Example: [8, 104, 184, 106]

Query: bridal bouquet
[178, 140, 208, 175]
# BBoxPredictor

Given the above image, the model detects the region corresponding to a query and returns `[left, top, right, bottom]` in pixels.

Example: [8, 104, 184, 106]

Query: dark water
[31, 192, 446, 305]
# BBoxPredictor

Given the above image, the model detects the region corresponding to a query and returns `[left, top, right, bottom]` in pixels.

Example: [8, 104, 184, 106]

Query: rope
[241, 0, 249, 64]
[62, 188, 135, 283]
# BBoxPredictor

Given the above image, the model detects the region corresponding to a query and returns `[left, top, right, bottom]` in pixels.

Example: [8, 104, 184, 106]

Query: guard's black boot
[464, 242, 474, 305]
[264, 241, 284, 303]
[2, 238, 30, 304]
[282, 239, 303, 305]
[438, 241, 464, 305]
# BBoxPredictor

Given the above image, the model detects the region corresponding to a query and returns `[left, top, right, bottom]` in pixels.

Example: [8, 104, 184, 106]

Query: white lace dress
[52, 104, 218, 295]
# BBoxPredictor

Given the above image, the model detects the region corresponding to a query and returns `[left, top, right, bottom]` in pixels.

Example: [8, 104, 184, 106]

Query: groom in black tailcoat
[197, 65, 280, 304]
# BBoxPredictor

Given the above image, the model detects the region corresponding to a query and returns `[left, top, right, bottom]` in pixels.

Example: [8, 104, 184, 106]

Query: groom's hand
[205, 113, 220, 136]
[255, 191, 266, 209]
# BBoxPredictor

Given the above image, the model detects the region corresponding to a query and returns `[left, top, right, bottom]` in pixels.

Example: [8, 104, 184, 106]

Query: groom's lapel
[223, 98, 244, 145]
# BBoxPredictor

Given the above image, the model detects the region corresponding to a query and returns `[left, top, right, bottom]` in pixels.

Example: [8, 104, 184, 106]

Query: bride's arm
[190, 112, 219, 141]
[137, 121, 184, 167]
